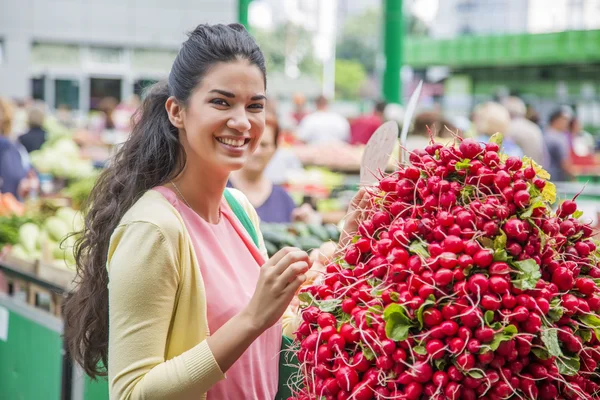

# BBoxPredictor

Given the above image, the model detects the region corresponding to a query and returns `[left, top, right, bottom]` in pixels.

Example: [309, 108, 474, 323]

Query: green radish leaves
[578, 314, 600, 341]
[383, 303, 414, 341]
[416, 296, 436, 330]
[298, 292, 341, 313]
[521, 197, 546, 219]
[557, 355, 580, 376]
[541, 328, 563, 357]
[409, 241, 430, 258]
[511, 259, 541, 290]
[455, 159, 471, 171]
[489, 324, 518, 351]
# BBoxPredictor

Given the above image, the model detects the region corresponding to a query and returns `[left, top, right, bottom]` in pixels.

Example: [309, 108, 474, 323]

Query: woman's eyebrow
[209, 89, 235, 98]
[209, 89, 266, 101]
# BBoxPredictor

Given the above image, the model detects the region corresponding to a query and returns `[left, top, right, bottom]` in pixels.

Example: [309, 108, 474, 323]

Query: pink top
[154, 186, 281, 400]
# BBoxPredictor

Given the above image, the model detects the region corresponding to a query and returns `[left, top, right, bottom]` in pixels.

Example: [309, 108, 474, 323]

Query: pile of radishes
[290, 135, 600, 400]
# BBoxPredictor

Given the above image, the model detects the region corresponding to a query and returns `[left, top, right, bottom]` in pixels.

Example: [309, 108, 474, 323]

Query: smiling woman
[62, 24, 322, 400]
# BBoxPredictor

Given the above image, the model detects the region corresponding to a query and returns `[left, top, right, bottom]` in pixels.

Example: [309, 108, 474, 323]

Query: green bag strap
[223, 188, 260, 249]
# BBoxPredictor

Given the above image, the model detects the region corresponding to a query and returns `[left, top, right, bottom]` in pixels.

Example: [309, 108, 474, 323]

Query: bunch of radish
[290, 135, 600, 400]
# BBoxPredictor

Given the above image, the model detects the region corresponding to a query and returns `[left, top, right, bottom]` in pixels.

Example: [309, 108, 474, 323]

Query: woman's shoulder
[118, 189, 185, 239]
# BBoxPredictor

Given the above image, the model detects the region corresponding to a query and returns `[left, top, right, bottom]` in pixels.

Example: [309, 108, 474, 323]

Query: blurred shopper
[98, 96, 119, 130]
[526, 104, 541, 127]
[473, 102, 523, 158]
[0, 98, 28, 198]
[291, 92, 308, 125]
[297, 95, 350, 144]
[18, 102, 48, 153]
[503, 96, 546, 165]
[568, 116, 598, 170]
[229, 108, 318, 224]
[545, 107, 576, 182]
[349, 100, 387, 145]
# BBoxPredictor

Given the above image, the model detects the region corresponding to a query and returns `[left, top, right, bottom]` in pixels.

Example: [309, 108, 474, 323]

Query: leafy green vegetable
[490, 325, 518, 351]
[493, 249, 509, 262]
[573, 210, 584, 219]
[484, 310, 494, 326]
[460, 185, 475, 202]
[512, 259, 541, 290]
[466, 370, 484, 379]
[521, 198, 546, 218]
[409, 241, 430, 258]
[548, 307, 564, 323]
[361, 345, 376, 361]
[541, 328, 563, 357]
[416, 296, 436, 329]
[298, 293, 341, 313]
[383, 303, 413, 341]
[575, 329, 593, 343]
[413, 346, 427, 355]
[493, 229, 507, 250]
[532, 347, 550, 360]
[455, 159, 471, 171]
[489, 132, 503, 147]
[479, 237, 493, 249]
[579, 314, 600, 340]
[434, 358, 447, 371]
[557, 355, 580, 376]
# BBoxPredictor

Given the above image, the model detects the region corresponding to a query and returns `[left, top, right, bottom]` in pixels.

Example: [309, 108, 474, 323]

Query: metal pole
[238, 0, 252, 30]
[382, 0, 403, 104]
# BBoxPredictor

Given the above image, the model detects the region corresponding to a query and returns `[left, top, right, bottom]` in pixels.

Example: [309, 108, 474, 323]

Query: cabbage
[55, 207, 77, 227]
[19, 223, 40, 253]
[44, 216, 70, 242]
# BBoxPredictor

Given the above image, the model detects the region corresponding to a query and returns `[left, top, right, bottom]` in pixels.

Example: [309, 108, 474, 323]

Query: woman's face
[242, 123, 277, 175]
[169, 59, 266, 173]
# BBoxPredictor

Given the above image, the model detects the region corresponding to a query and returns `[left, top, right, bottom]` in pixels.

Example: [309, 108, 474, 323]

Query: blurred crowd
[0, 91, 598, 226]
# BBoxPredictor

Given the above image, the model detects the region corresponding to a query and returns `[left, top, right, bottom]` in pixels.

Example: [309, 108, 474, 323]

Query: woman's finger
[277, 261, 310, 290]
[272, 250, 310, 276]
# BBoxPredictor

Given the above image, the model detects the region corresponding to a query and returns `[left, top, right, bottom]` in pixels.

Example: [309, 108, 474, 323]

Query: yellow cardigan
[107, 189, 298, 400]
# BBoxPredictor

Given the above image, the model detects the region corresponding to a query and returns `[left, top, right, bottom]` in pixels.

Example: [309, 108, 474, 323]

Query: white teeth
[217, 137, 245, 147]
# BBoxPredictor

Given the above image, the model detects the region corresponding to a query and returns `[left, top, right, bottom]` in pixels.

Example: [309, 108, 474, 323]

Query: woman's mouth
[215, 137, 250, 148]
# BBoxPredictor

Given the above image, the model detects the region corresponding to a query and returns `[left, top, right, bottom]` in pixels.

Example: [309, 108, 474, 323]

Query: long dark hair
[63, 23, 266, 378]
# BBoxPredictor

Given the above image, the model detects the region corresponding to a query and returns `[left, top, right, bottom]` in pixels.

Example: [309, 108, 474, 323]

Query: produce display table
[0, 260, 109, 400]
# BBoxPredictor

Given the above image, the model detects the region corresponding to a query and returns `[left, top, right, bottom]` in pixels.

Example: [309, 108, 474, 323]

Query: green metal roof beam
[404, 30, 600, 68]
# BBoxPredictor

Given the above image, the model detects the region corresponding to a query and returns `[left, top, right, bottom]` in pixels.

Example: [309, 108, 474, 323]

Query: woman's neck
[173, 162, 228, 224]
[232, 168, 264, 185]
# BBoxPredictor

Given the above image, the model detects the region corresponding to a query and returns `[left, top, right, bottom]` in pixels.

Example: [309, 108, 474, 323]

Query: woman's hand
[243, 247, 311, 332]
[338, 188, 372, 250]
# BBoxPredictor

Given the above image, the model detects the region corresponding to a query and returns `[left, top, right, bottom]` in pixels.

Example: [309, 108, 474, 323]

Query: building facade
[0, 0, 235, 111]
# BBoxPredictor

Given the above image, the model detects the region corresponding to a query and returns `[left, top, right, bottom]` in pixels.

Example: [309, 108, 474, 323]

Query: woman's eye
[210, 99, 229, 106]
[248, 103, 264, 110]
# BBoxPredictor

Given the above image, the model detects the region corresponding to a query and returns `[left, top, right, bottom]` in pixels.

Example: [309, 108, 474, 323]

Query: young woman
[64, 24, 366, 400]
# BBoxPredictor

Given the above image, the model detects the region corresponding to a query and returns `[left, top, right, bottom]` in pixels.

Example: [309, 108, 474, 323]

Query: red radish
[423, 308, 443, 328]
[468, 274, 489, 295]
[351, 352, 370, 373]
[294, 134, 600, 400]
[426, 339, 445, 359]
[404, 382, 423, 400]
[335, 366, 359, 392]
[410, 362, 433, 383]
[456, 352, 476, 370]
[443, 235, 464, 253]
[459, 138, 482, 159]
[558, 200, 577, 217]
[514, 190, 531, 208]
[473, 249, 493, 267]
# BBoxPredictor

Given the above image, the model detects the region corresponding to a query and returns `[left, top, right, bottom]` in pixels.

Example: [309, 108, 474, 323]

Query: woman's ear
[166, 96, 185, 129]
